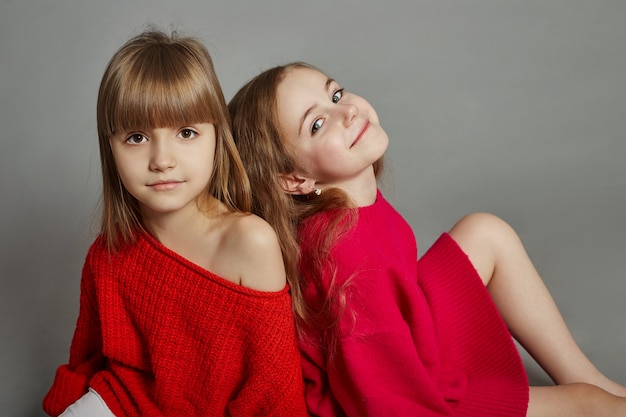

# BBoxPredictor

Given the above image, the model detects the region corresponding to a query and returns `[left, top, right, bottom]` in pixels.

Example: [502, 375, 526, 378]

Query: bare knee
[448, 212, 517, 285]
[448, 212, 514, 243]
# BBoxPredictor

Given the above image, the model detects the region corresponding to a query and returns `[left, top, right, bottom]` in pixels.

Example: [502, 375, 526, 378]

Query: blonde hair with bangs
[97, 29, 250, 249]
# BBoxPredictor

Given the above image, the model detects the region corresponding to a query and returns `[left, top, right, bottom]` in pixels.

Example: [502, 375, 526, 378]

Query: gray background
[1, 1, 625, 416]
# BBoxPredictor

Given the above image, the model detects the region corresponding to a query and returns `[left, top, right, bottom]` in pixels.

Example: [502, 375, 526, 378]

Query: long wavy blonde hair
[229, 62, 384, 348]
[97, 29, 251, 250]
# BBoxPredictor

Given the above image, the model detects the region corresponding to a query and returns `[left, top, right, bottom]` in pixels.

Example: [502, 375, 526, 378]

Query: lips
[351, 120, 370, 148]
[147, 180, 183, 191]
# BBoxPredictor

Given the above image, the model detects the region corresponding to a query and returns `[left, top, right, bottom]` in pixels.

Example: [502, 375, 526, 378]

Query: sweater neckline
[358, 189, 384, 213]
[136, 228, 290, 298]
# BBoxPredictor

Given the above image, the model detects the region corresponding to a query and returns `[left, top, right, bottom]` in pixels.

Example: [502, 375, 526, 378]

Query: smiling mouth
[351, 121, 370, 148]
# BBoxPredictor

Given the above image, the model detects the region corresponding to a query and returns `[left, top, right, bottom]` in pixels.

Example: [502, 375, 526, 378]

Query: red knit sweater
[298, 191, 529, 416]
[43, 230, 308, 417]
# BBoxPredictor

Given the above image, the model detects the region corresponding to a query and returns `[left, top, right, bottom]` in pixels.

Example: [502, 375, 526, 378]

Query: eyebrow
[297, 77, 336, 136]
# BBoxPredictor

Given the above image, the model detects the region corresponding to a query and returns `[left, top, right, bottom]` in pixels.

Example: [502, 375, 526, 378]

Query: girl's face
[276, 67, 388, 196]
[109, 123, 216, 219]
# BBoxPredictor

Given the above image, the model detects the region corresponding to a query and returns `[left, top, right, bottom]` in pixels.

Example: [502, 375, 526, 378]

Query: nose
[341, 103, 358, 126]
[149, 139, 176, 171]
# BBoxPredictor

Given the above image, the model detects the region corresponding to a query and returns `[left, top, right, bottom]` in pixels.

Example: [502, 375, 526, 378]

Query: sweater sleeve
[227, 288, 308, 417]
[301, 260, 458, 417]
[300, 198, 528, 417]
[43, 244, 105, 417]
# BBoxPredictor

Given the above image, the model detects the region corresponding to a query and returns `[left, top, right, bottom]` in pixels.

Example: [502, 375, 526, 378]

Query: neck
[141, 196, 222, 245]
[324, 166, 378, 207]
[344, 180, 378, 207]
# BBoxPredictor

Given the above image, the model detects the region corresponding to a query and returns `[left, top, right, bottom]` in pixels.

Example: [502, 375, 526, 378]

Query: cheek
[115, 161, 139, 191]
[110, 152, 134, 182]
[360, 99, 379, 122]
[300, 145, 345, 175]
[193, 147, 216, 179]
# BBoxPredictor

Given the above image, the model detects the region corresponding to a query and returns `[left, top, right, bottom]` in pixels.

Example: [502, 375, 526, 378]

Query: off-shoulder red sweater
[43, 230, 307, 417]
[298, 191, 529, 416]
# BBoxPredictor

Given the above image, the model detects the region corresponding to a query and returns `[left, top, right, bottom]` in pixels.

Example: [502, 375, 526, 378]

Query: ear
[278, 172, 315, 195]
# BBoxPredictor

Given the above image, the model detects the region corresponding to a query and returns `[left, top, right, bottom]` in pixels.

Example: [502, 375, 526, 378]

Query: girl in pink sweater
[43, 31, 307, 416]
[229, 61, 626, 416]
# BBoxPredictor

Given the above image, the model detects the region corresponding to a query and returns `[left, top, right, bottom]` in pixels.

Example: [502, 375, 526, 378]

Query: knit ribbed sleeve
[298, 190, 528, 417]
[43, 231, 307, 417]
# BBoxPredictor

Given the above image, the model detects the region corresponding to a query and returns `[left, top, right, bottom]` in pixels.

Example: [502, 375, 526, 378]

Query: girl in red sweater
[228, 62, 626, 416]
[42, 31, 307, 417]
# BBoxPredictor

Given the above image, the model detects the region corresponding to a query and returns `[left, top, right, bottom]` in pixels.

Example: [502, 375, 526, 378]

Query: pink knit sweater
[43, 230, 308, 417]
[298, 191, 529, 416]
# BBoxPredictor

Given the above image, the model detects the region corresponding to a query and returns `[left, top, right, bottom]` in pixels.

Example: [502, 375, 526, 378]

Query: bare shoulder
[227, 213, 281, 247]
[222, 213, 287, 292]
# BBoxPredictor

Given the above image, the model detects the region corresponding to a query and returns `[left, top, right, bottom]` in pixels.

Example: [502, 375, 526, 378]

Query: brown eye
[126, 134, 147, 145]
[179, 129, 197, 139]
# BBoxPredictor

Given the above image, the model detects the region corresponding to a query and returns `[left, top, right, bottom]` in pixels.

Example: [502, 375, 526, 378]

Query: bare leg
[448, 212, 626, 397]
[528, 384, 626, 417]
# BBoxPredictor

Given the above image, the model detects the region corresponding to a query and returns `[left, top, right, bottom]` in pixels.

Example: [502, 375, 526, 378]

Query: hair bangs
[103, 46, 216, 137]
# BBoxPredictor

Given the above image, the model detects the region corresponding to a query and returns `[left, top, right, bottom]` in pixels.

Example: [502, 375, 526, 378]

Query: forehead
[276, 68, 332, 131]
[278, 67, 329, 100]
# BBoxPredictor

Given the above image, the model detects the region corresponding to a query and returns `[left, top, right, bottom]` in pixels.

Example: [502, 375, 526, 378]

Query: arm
[223, 214, 308, 416]
[301, 254, 457, 417]
[227, 290, 308, 417]
[43, 245, 105, 416]
[327, 327, 455, 417]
